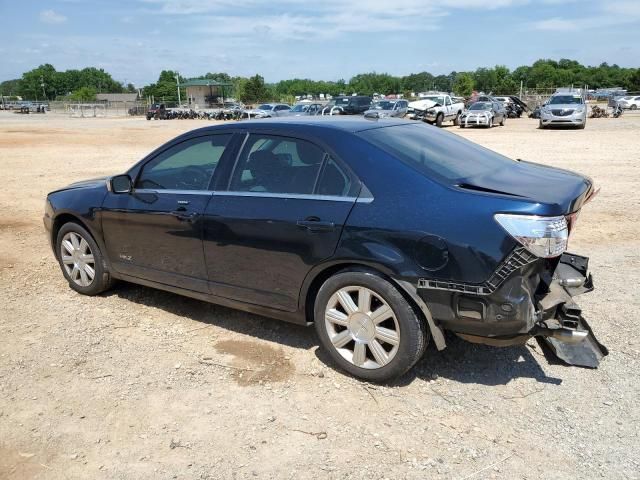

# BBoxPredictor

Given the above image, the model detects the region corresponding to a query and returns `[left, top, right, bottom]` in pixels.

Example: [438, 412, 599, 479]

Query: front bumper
[540, 110, 586, 126]
[461, 113, 491, 126]
[418, 250, 608, 367]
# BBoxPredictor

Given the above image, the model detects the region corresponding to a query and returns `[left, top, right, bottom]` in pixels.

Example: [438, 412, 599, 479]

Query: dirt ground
[1, 111, 639, 480]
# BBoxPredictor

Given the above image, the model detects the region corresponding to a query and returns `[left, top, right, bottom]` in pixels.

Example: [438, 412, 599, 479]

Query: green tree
[240, 74, 270, 103]
[452, 73, 474, 96]
[69, 86, 97, 101]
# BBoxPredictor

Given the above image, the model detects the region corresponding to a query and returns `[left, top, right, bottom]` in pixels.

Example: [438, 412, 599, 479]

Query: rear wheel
[538, 120, 545, 129]
[500, 115, 506, 126]
[631, 105, 637, 110]
[453, 112, 461, 126]
[314, 270, 429, 382]
[56, 222, 113, 295]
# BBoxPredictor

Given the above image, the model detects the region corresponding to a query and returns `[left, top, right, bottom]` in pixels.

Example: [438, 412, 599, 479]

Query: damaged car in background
[44, 118, 607, 382]
[459, 101, 507, 128]
[407, 93, 465, 127]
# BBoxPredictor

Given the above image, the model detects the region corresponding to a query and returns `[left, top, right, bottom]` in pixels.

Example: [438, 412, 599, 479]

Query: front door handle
[296, 219, 335, 233]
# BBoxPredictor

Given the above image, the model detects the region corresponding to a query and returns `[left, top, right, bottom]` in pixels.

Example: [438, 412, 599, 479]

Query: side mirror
[110, 174, 132, 194]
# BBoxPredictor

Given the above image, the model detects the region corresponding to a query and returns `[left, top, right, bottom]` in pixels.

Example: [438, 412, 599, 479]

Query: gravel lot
[1, 111, 639, 480]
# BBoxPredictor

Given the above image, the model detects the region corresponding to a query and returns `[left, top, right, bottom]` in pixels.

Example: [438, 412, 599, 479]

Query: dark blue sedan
[44, 118, 606, 381]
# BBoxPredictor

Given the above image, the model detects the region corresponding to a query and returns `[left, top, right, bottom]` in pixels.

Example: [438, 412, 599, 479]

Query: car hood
[546, 104, 584, 110]
[409, 99, 438, 111]
[50, 176, 109, 194]
[457, 161, 593, 215]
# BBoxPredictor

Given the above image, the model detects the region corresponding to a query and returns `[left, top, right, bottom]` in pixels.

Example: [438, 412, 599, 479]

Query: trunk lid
[458, 160, 594, 215]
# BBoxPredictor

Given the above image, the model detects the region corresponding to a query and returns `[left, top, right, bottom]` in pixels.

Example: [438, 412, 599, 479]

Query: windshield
[358, 123, 516, 182]
[469, 102, 492, 111]
[257, 104, 273, 110]
[548, 95, 583, 105]
[422, 96, 445, 105]
[371, 101, 395, 110]
[291, 104, 307, 112]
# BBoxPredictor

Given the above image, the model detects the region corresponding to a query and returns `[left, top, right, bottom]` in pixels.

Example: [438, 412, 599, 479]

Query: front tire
[56, 222, 113, 295]
[314, 270, 429, 382]
[500, 115, 506, 126]
[539, 120, 545, 129]
[435, 113, 443, 127]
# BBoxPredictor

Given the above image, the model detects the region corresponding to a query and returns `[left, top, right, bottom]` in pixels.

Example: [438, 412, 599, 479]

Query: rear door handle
[171, 211, 199, 222]
[296, 219, 335, 232]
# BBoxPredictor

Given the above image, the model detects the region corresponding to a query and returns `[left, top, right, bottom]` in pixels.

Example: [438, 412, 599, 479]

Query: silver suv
[539, 93, 587, 129]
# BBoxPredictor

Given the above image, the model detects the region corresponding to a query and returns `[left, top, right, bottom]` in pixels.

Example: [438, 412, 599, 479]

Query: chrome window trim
[129, 189, 373, 203]
[132, 188, 214, 196]
[213, 191, 358, 202]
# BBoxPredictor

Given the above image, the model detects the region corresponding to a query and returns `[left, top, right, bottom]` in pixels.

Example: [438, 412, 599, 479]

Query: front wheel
[488, 117, 493, 128]
[56, 222, 113, 295]
[314, 270, 429, 382]
[435, 113, 443, 127]
[539, 120, 545, 129]
[500, 115, 506, 126]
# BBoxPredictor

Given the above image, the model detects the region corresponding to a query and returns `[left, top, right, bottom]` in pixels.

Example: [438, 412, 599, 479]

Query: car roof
[194, 116, 409, 134]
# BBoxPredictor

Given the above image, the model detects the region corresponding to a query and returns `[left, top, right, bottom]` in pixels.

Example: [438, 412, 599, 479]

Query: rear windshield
[358, 123, 516, 181]
[549, 95, 583, 105]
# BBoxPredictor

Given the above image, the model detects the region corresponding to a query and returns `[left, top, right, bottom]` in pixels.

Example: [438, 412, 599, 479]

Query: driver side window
[136, 134, 232, 190]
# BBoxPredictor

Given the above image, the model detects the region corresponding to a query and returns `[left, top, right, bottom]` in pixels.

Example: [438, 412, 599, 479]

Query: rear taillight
[495, 214, 568, 258]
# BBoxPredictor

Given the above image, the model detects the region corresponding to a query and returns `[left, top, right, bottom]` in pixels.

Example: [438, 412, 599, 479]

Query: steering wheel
[179, 165, 210, 189]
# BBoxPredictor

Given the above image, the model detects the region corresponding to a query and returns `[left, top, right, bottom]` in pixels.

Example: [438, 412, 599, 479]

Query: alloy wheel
[60, 232, 96, 287]
[324, 286, 400, 369]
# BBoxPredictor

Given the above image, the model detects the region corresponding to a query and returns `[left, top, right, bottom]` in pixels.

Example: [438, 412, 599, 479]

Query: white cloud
[39, 10, 68, 24]
[531, 17, 578, 31]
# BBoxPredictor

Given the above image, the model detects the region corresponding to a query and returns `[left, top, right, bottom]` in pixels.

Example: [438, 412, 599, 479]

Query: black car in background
[44, 118, 606, 381]
[322, 96, 371, 115]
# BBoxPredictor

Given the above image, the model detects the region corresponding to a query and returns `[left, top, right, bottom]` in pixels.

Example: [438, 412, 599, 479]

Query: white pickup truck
[408, 94, 465, 127]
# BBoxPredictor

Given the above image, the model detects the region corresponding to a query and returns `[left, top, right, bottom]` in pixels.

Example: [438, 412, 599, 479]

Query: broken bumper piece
[534, 252, 608, 368]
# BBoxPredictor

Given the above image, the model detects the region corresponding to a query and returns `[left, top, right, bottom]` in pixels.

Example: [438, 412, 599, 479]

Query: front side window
[136, 134, 232, 190]
[229, 135, 325, 194]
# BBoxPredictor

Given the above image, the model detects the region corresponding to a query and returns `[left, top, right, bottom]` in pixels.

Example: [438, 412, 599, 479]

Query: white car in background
[618, 96, 640, 110]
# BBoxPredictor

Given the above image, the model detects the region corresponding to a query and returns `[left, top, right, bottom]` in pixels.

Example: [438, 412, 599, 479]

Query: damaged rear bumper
[418, 251, 608, 368]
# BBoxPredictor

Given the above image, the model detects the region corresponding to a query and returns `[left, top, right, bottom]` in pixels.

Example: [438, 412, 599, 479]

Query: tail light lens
[495, 214, 568, 258]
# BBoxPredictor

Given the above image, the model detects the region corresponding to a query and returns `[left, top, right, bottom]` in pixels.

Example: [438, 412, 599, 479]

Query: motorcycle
[590, 105, 609, 118]
[612, 104, 623, 118]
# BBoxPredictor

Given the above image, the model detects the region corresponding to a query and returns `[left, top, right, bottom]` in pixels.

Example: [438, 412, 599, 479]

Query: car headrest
[296, 141, 324, 166]
[247, 150, 288, 179]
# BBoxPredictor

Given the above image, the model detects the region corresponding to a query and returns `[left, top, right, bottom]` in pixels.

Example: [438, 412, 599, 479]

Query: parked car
[459, 101, 506, 128]
[290, 103, 324, 116]
[146, 103, 167, 120]
[618, 96, 640, 110]
[363, 99, 408, 118]
[244, 103, 292, 118]
[321, 96, 371, 115]
[407, 94, 465, 127]
[44, 117, 606, 381]
[539, 93, 587, 129]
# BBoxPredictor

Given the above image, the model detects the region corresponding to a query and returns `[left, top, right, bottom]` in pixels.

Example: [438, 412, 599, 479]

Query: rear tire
[453, 112, 461, 126]
[500, 115, 506, 126]
[56, 222, 113, 296]
[314, 270, 429, 382]
[538, 120, 545, 129]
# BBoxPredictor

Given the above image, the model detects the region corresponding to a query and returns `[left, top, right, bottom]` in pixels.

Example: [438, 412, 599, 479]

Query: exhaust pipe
[534, 327, 589, 344]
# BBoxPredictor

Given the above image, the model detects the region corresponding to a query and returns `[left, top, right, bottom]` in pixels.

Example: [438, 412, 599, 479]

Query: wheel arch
[302, 260, 446, 350]
[51, 212, 104, 263]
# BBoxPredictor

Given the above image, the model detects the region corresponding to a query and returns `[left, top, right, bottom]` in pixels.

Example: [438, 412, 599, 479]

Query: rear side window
[316, 157, 353, 197]
[358, 123, 516, 182]
[229, 135, 325, 194]
[137, 134, 232, 190]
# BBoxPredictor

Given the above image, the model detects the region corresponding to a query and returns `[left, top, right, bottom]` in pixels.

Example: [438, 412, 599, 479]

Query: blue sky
[0, 0, 638, 86]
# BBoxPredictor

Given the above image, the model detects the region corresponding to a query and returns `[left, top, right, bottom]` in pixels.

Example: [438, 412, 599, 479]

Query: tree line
[2, 59, 639, 104]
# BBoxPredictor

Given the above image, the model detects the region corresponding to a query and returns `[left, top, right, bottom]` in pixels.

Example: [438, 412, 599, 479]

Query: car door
[203, 132, 360, 311]
[101, 133, 233, 293]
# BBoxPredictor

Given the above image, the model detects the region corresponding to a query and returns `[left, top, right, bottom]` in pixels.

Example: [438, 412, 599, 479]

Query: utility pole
[175, 72, 181, 106]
